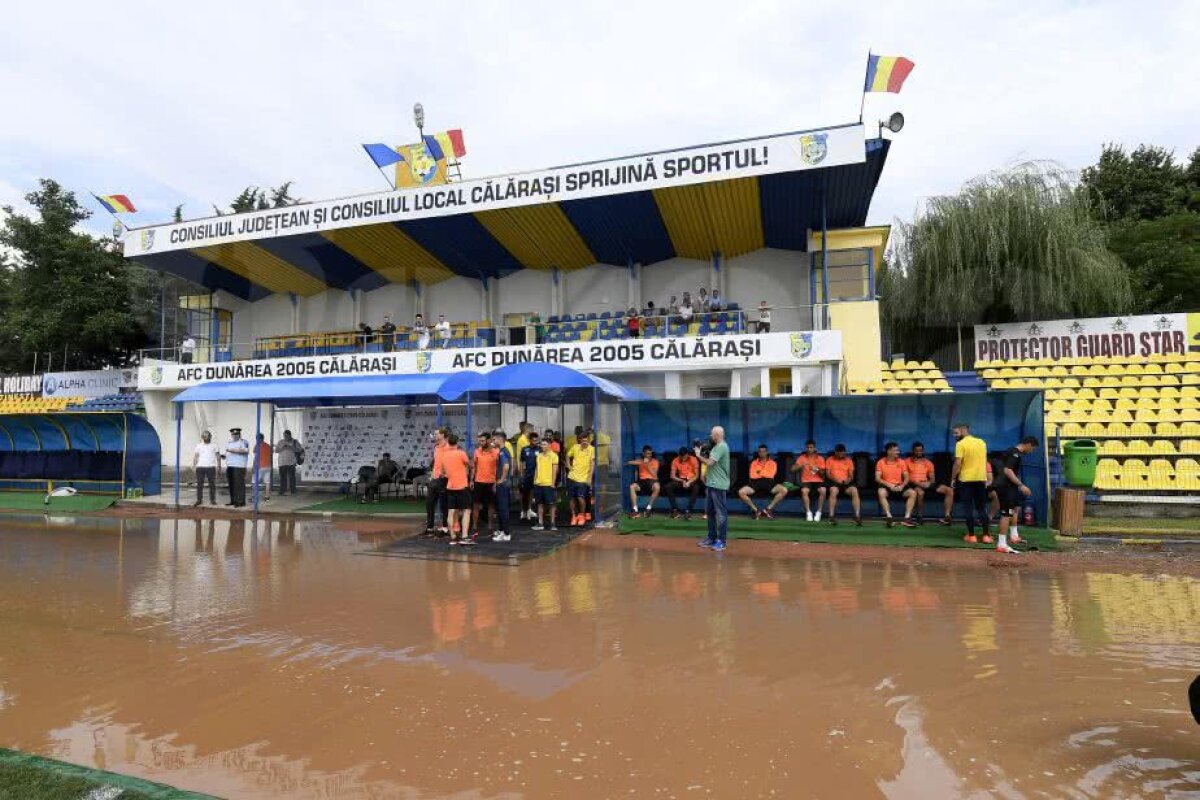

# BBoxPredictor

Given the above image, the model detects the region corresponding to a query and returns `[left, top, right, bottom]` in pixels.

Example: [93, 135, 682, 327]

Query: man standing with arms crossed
[696, 426, 730, 551]
[951, 422, 993, 544]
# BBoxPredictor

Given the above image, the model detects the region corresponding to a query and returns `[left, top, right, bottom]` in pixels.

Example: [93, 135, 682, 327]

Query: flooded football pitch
[0, 514, 1196, 798]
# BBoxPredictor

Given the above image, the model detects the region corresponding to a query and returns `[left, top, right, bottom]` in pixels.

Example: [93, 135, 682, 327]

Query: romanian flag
[864, 55, 915, 93]
[425, 129, 466, 161]
[96, 194, 136, 214]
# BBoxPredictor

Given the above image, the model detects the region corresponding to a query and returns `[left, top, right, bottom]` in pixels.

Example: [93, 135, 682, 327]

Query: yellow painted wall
[769, 367, 791, 396]
[830, 300, 883, 388]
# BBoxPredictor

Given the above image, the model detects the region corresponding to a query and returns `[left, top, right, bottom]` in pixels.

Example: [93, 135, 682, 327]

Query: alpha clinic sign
[138, 330, 842, 391]
[42, 369, 137, 399]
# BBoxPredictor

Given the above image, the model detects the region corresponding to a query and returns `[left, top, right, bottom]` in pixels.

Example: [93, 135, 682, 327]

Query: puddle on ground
[0, 514, 1197, 798]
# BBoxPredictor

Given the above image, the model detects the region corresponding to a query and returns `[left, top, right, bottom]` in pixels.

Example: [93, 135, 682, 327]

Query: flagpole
[858, 50, 872, 124]
[376, 166, 397, 192]
[90, 191, 130, 231]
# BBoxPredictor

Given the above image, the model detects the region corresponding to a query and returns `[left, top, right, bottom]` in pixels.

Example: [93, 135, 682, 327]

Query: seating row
[0, 450, 123, 481]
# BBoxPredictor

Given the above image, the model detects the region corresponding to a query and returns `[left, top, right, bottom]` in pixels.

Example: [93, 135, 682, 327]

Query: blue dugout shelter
[0, 412, 161, 496]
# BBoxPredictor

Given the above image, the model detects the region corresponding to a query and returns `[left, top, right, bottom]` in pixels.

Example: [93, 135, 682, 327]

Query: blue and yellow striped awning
[134, 140, 889, 299]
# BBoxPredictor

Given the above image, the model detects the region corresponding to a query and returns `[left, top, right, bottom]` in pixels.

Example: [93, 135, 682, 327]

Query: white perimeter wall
[222, 248, 815, 340]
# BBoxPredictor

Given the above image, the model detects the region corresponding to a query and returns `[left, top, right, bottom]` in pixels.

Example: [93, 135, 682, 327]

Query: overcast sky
[1, 0, 1196, 239]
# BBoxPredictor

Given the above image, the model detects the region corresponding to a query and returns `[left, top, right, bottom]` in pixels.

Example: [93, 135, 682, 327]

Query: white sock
[1011, 525, 1020, 536]
[815, 510, 822, 521]
[806, 511, 813, 521]
[998, 533, 1008, 547]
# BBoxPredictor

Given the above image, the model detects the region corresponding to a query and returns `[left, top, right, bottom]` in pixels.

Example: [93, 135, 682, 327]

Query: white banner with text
[42, 369, 138, 399]
[139, 330, 842, 391]
[124, 126, 864, 257]
[974, 313, 1197, 363]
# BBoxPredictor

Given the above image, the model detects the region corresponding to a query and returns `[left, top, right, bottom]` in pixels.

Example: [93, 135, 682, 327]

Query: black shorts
[827, 480, 856, 492]
[534, 485, 557, 505]
[913, 481, 949, 493]
[747, 478, 777, 497]
[472, 482, 495, 503]
[797, 482, 826, 493]
[997, 487, 1021, 515]
[566, 479, 591, 499]
[446, 488, 472, 509]
[634, 479, 658, 494]
[879, 487, 910, 502]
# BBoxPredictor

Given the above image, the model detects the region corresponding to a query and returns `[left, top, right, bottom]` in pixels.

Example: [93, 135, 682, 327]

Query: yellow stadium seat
[1182, 422, 1200, 436]
[1135, 409, 1159, 423]
[1059, 423, 1085, 437]
[1099, 440, 1125, 456]
[1123, 363, 1145, 375]
[1149, 439, 1177, 455]
[1166, 362, 1185, 374]
[1108, 422, 1131, 437]
[1143, 363, 1163, 375]
[1125, 439, 1149, 455]
[1050, 366, 1069, 377]
[1157, 422, 1181, 438]
[1128, 422, 1153, 437]
[1083, 423, 1108, 437]
[918, 360, 936, 370]
[1182, 440, 1200, 455]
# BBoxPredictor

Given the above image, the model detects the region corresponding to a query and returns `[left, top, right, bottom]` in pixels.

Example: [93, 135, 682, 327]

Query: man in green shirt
[695, 425, 730, 550]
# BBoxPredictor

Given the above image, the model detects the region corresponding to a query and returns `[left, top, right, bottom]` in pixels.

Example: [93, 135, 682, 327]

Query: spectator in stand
[697, 288, 710, 312]
[435, 314, 451, 347]
[756, 301, 771, 333]
[363, 452, 398, 504]
[254, 433, 273, 501]
[627, 307, 641, 338]
[666, 295, 679, 322]
[678, 297, 695, 327]
[518, 431, 540, 521]
[472, 431, 498, 531]
[790, 439, 827, 521]
[192, 430, 219, 506]
[627, 445, 661, 517]
[737, 444, 788, 519]
[358, 322, 374, 351]
[876, 442, 917, 528]
[644, 300, 658, 322]
[379, 315, 397, 352]
[180, 335, 196, 364]
[709, 289, 725, 312]
[491, 430, 513, 542]
[906, 442, 954, 525]
[275, 430, 302, 495]
[825, 444, 862, 526]
[665, 445, 702, 519]
[414, 314, 430, 349]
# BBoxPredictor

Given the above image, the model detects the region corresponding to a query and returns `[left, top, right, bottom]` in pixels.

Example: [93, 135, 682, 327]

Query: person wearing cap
[224, 427, 250, 507]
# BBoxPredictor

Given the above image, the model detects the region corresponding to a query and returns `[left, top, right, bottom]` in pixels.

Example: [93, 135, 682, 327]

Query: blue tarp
[173, 372, 476, 408]
[440, 363, 650, 405]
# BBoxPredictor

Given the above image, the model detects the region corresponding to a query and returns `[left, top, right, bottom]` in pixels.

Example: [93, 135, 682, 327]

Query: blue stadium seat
[548, 315, 559, 323]
[600, 311, 611, 320]
[586, 312, 597, 321]
[727, 302, 740, 311]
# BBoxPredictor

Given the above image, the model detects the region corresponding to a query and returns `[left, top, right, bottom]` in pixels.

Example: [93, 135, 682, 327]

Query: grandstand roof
[125, 124, 889, 300]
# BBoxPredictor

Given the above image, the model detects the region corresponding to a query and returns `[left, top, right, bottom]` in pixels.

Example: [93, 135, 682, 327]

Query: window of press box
[812, 248, 872, 303]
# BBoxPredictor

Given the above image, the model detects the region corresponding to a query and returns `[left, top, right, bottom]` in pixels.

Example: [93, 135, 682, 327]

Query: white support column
[664, 372, 683, 400]
[759, 367, 773, 398]
[413, 280, 426, 318]
[350, 289, 361, 328]
[628, 261, 639, 311]
[790, 366, 804, 396]
[730, 370, 743, 398]
[821, 364, 835, 396]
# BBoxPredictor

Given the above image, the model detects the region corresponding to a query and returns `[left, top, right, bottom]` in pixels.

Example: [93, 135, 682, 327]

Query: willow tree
[882, 162, 1132, 359]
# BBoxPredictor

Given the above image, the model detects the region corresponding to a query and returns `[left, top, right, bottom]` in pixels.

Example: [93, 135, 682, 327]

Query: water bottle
[1023, 505, 1033, 526]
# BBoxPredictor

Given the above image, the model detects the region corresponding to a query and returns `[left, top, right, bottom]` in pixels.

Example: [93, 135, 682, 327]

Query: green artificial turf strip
[1082, 516, 1200, 533]
[617, 514, 1059, 550]
[0, 748, 215, 799]
[298, 495, 428, 514]
[0, 492, 115, 512]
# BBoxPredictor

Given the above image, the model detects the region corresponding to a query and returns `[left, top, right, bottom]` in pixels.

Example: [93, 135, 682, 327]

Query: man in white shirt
[224, 427, 250, 507]
[180, 335, 196, 364]
[756, 300, 772, 333]
[678, 300, 694, 326]
[413, 314, 430, 349]
[709, 289, 725, 312]
[192, 430, 220, 506]
[435, 314, 451, 346]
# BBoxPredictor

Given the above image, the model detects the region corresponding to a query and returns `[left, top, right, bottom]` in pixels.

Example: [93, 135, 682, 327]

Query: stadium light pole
[413, 102, 425, 140]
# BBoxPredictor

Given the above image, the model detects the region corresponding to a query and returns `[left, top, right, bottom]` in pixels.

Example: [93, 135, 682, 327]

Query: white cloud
[0, 0, 1195, 231]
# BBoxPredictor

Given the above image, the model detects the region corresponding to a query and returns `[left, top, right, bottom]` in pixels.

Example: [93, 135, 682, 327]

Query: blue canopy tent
[441, 363, 649, 522]
[0, 412, 160, 496]
[171, 364, 644, 519]
[172, 372, 477, 511]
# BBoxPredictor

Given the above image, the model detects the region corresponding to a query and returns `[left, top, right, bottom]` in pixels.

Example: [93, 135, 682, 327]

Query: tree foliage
[0, 180, 148, 371]
[1080, 143, 1200, 312]
[883, 163, 1132, 356]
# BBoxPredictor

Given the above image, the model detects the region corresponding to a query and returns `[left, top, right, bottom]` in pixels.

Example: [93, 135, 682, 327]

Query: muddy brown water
[0, 514, 1196, 799]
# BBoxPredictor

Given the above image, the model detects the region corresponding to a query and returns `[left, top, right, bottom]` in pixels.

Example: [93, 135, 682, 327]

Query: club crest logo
[43, 376, 58, 396]
[986, 325, 1002, 337]
[799, 133, 829, 166]
[1155, 315, 1172, 330]
[1111, 318, 1128, 332]
[416, 351, 432, 374]
[790, 332, 813, 359]
[150, 366, 163, 385]
[140, 229, 156, 252]
[1069, 321, 1084, 334]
